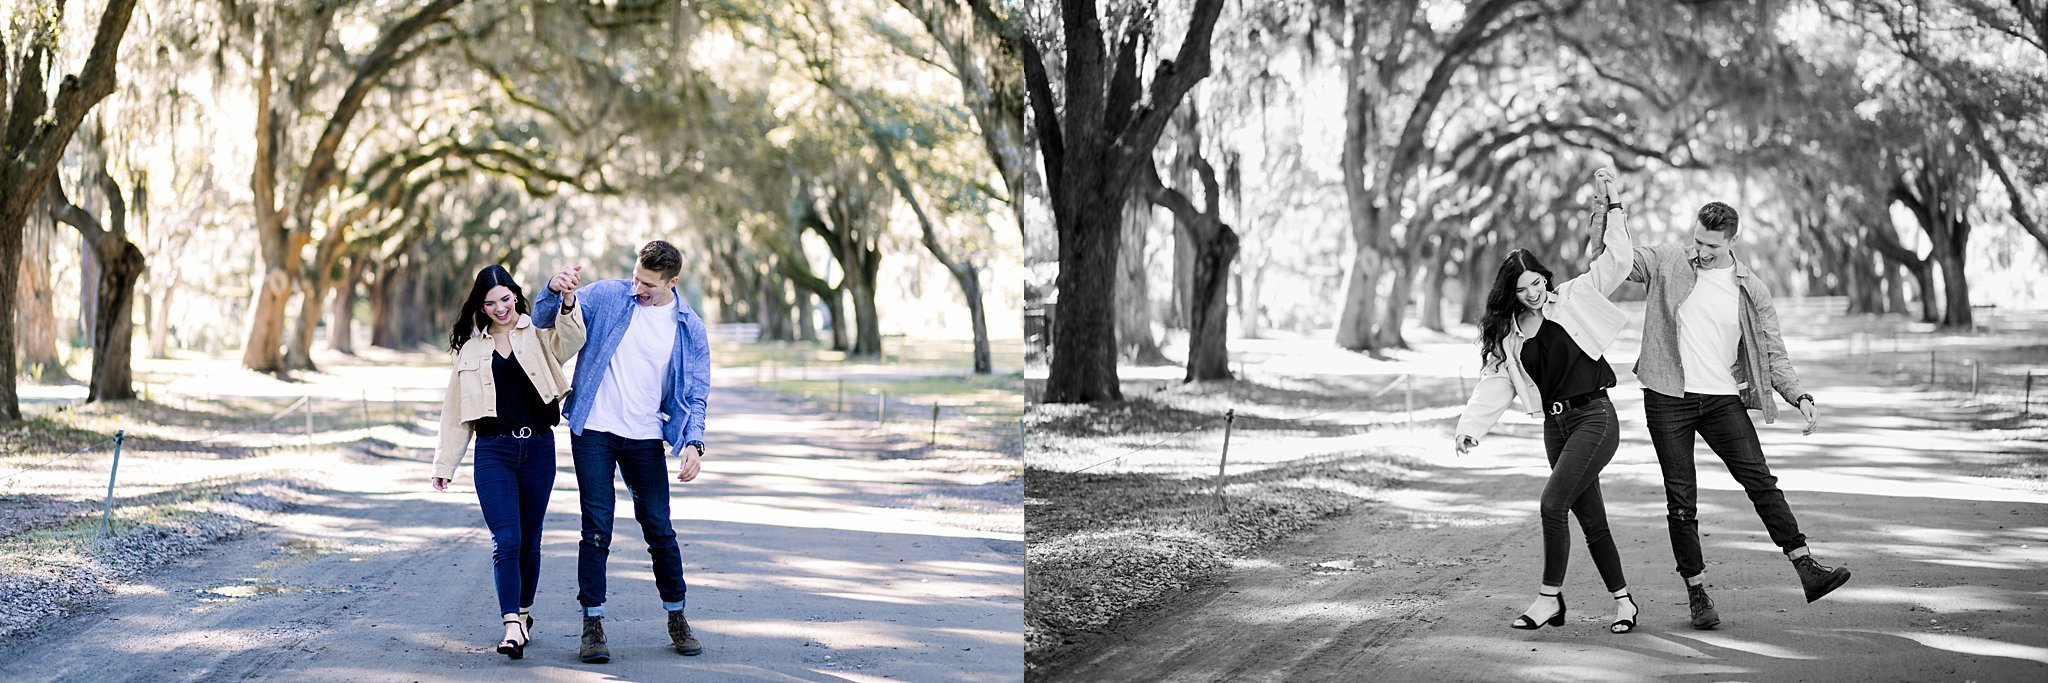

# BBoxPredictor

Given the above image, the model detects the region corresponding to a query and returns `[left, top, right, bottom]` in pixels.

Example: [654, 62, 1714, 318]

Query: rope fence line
[1047, 372, 1429, 484]
[0, 434, 120, 482]
[0, 430, 128, 538]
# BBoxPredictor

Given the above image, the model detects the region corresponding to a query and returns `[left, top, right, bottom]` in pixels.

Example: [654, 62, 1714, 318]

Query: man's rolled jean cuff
[664, 600, 685, 612]
[584, 605, 604, 618]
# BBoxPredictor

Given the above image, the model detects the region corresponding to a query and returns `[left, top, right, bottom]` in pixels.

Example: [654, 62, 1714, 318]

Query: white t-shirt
[584, 296, 678, 440]
[1678, 266, 1741, 395]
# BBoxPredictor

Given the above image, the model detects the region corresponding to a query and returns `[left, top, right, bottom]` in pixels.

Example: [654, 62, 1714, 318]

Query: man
[534, 240, 712, 662]
[1612, 201, 1851, 630]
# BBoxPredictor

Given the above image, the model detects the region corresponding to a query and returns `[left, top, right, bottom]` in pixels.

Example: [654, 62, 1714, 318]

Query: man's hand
[1455, 434, 1478, 456]
[549, 265, 583, 294]
[1798, 398, 1819, 436]
[1594, 166, 1618, 195]
[676, 444, 703, 483]
[431, 477, 450, 492]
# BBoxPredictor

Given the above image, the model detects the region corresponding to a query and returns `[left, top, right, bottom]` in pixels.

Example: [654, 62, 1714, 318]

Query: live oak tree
[1024, 0, 1226, 403]
[0, 0, 140, 420]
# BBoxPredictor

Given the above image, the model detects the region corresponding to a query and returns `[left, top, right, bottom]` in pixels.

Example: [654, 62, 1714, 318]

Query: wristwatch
[1606, 202, 1623, 211]
[1795, 393, 1814, 405]
[685, 440, 705, 455]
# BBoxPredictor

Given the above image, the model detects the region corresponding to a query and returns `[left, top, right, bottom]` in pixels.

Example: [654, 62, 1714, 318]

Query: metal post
[1929, 350, 1937, 386]
[931, 403, 941, 445]
[1971, 361, 1979, 396]
[361, 390, 370, 429]
[879, 391, 888, 426]
[1216, 410, 1236, 510]
[305, 395, 314, 457]
[837, 380, 844, 412]
[101, 431, 125, 538]
[2027, 373, 2036, 417]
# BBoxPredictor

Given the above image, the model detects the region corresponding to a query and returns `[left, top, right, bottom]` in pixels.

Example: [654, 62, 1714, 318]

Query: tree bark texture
[1026, 0, 1226, 402]
[0, 0, 140, 419]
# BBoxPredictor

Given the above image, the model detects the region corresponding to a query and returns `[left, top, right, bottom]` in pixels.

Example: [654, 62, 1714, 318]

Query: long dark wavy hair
[449, 264, 530, 353]
[1477, 249, 1556, 371]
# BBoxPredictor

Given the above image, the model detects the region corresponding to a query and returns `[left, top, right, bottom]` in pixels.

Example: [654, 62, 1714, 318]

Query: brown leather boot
[668, 610, 702, 656]
[579, 616, 610, 663]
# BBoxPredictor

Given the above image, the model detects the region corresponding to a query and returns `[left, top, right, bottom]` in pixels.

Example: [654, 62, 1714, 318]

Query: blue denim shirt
[533, 279, 711, 454]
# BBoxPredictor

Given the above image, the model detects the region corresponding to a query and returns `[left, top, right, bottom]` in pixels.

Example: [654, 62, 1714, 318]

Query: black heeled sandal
[1512, 592, 1566, 630]
[1611, 593, 1638, 634]
[497, 617, 529, 659]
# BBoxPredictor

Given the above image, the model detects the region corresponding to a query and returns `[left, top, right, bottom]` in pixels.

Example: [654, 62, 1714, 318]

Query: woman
[431, 264, 586, 658]
[1454, 167, 1639, 634]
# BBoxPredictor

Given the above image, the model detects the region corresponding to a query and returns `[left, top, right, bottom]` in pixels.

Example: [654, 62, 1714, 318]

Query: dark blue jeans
[1539, 398, 1627, 592]
[1644, 391, 1807, 578]
[472, 431, 557, 616]
[572, 430, 687, 609]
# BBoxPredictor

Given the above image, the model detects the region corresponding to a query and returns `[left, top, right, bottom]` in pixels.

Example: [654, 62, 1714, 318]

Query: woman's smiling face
[483, 285, 517, 326]
[1515, 270, 1549, 311]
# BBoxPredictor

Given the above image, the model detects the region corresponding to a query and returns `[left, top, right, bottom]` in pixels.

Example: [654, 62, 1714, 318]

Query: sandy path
[1035, 361, 2048, 681]
[0, 389, 1022, 682]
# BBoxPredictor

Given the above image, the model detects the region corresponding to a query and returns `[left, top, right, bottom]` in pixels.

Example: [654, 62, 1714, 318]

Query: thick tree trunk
[1182, 222, 1238, 383]
[1044, 179, 1125, 403]
[1936, 250, 1972, 329]
[1421, 245, 1450, 333]
[1375, 256, 1418, 349]
[16, 204, 66, 380]
[329, 254, 366, 354]
[826, 287, 849, 351]
[1911, 263, 1940, 323]
[1335, 243, 1385, 352]
[1461, 238, 1491, 325]
[950, 265, 994, 375]
[287, 229, 352, 369]
[1116, 194, 1168, 365]
[87, 239, 144, 402]
[1884, 260, 1908, 315]
[794, 285, 818, 343]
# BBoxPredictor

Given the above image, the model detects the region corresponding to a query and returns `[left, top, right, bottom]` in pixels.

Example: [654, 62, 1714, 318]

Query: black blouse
[473, 349, 559, 434]
[1519, 318, 1616, 404]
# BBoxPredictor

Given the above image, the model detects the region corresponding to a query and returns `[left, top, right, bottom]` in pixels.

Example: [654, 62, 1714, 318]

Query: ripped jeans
[572, 430, 688, 610]
[1644, 391, 1807, 578]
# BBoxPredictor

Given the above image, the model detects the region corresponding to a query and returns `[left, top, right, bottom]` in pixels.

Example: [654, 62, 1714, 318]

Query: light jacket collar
[478, 313, 533, 338]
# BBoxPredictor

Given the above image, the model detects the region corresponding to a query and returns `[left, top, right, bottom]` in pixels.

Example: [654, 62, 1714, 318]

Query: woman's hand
[549, 265, 583, 294]
[1454, 434, 1478, 455]
[1593, 166, 1618, 201]
[431, 477, 450, 492]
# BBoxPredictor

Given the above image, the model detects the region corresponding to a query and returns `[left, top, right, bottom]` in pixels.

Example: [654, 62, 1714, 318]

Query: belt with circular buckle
[481, 425, 536, 439]
[1546, 390, 1608, 416]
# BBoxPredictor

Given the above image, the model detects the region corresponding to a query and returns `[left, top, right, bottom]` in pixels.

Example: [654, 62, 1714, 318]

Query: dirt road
[0, 389, 1022, 682]
[1036, 362, 2048, 681]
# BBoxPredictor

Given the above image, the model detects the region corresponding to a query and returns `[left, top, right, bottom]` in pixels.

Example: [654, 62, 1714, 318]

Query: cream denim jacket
[1456, 207, 1633, 442]
[432, 309, 586, 480]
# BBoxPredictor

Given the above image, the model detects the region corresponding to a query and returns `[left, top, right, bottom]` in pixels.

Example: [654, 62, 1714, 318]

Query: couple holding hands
[429, 240, 712, 663]
[1456, 167, 1851, 634]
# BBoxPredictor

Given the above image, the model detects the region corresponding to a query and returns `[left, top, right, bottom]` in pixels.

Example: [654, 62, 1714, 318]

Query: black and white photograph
[1020, 0, 2048, 681]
